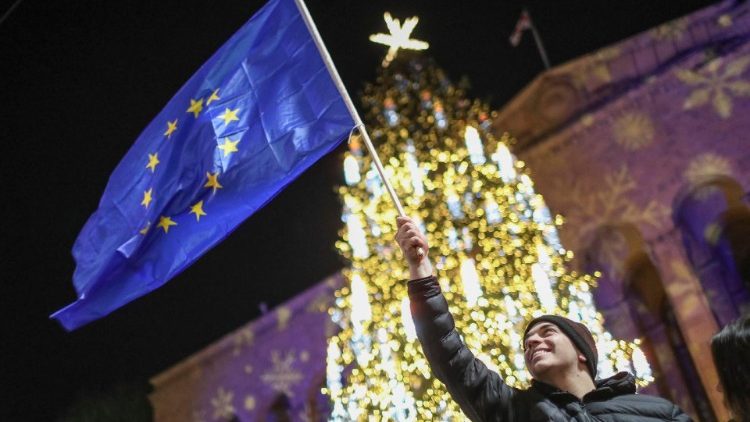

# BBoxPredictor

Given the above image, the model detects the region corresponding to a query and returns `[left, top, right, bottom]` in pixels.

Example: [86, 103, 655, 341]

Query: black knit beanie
[523, 315, 598, 379]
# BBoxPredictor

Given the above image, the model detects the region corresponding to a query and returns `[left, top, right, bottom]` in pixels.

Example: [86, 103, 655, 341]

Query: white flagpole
[294, 0, 425, 257]
[294, 0, 407, 218]
[526, 9, 551, 70]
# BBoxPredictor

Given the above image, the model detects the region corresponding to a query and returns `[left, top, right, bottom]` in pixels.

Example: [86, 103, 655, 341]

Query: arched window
[265, 394, 291, 422]
[673, 176, 750, 326]
[583, 224, 643, 342]
[625, 253, 715, 422]
[714, 206, 750, 294]
[583, 223, 710, 419]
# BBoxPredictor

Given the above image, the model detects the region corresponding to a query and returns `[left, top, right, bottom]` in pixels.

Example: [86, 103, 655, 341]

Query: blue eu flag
[52, 0, 354, 330]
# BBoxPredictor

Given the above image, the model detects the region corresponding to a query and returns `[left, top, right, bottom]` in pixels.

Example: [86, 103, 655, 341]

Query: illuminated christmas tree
[325, 14, 652, 421]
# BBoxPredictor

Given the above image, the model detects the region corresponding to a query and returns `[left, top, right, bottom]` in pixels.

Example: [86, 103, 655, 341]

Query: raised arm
[396, 216, 516, 421]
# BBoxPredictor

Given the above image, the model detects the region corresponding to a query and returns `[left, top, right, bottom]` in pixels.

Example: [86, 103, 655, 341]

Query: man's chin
[529, 361, 554, 379]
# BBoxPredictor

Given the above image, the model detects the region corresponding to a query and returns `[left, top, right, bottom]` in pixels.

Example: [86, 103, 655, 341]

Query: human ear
[578, 354, 587, 363]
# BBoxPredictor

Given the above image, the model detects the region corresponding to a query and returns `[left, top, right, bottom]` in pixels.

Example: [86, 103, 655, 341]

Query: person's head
[523, 315, 598, 384]
[711, 313, 750, 421]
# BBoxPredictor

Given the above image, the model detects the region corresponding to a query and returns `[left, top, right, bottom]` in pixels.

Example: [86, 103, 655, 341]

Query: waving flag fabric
[52, 0, 354, 330]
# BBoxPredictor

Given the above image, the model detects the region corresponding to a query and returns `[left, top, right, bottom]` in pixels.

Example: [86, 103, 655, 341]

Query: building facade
[493, 1, 750, 420]
[150, 274, 342, 422]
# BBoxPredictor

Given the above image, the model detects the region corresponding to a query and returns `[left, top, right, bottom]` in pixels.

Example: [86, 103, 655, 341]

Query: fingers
[396, 216, 418, 234]
[397, 233, 424, 250]
[401, 228, 420, 238]
[395, 216, 429, 263]
[396, 216, 413, 228]
[396, 216, 432, 277]
[410, 237, 425, 249]
[395, 221, 423, 245]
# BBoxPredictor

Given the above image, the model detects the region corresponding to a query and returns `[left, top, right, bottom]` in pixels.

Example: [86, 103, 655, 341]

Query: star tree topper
[369, 12, 429, 67]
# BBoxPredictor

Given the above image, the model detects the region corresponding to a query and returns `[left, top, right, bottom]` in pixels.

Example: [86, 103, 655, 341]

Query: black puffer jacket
[408, 276, 693, 422]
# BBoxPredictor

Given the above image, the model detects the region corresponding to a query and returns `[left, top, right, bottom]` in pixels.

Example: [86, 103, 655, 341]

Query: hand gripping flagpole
[294, 0, 424, 258]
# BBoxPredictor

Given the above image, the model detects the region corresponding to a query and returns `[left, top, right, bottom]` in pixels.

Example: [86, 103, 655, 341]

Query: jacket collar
[530, 371, 636, 402]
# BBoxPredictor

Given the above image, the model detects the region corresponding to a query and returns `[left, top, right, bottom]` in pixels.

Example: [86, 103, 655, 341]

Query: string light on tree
[326, 14, 652, 421]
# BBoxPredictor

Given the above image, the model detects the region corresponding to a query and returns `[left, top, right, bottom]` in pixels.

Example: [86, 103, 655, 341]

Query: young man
[396, 216, 692, 421]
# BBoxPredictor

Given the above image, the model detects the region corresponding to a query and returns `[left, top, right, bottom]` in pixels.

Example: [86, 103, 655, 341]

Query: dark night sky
[1, 0, 717, 419]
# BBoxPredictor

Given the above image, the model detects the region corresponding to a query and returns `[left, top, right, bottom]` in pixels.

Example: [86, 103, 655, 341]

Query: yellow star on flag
[157, 216, 177, 233]
[218, 138, 240, 157]
[164, 119, 178, 138]
[139, 222, 150, 235]
[187, 98, 204, 118]
[204, 171, 223, 192]
[207, 89, 221, 105]
[190, 200, 207, 221]
[141, 188, 153, 208]
[218, 107, 240, 125]
[146, 153, 160, 172]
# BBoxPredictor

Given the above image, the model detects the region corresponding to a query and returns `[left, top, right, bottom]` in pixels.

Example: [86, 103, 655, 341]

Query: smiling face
[523, 322, 583, 381]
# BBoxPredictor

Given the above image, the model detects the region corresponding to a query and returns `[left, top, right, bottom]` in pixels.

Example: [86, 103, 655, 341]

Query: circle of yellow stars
[138, 87, 245, 236]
